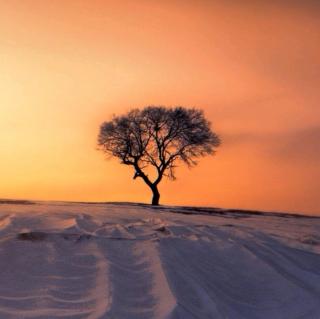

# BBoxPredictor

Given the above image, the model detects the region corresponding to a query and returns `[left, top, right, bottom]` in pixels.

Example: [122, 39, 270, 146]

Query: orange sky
[1, 0, 320, 214]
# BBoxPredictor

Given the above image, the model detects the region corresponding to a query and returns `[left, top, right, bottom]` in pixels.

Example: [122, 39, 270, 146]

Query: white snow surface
[0, 201, 319, 319]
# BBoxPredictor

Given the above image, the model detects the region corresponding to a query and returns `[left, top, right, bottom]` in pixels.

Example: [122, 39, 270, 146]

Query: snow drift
[0, 201, 319, 318]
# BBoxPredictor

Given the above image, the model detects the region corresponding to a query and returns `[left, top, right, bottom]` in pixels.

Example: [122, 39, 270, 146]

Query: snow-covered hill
[0, 201, 319, 318]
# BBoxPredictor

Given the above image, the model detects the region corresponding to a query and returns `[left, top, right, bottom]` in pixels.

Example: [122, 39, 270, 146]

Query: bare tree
[98, 106, 221, 205]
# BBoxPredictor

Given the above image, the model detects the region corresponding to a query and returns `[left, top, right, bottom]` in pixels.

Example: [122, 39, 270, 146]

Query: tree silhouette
[98, 106, 221, 205]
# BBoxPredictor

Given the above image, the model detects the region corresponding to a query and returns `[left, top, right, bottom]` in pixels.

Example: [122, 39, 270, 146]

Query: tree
[97, 106, 221, 205]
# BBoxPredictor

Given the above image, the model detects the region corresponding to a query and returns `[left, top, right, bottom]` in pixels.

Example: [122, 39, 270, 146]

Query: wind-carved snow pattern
[0, 202, 319, 318]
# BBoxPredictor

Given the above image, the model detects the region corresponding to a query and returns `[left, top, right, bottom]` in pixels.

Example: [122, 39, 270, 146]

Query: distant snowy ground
[0, 201, 319, 319]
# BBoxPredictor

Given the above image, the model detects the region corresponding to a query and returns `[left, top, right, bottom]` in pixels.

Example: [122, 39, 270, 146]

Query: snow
[0, 201, 319, 318]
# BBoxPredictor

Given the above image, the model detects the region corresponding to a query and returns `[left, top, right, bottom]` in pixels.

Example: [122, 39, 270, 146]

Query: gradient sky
[1, 0, 319, 214]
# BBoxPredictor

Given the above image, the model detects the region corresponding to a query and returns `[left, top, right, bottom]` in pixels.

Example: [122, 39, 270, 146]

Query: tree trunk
[151, 185, 160, 205]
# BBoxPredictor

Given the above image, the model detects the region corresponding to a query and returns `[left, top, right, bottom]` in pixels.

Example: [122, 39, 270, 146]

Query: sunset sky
[1, 0, 319, 214]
